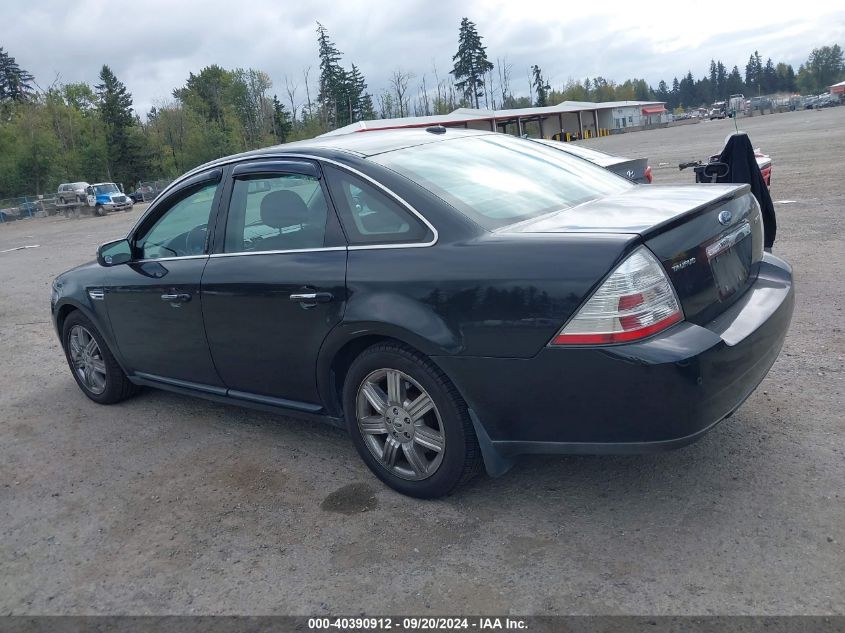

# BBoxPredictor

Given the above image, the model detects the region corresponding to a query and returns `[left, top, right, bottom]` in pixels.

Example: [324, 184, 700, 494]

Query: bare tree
[390, 68, 415, 118]
[302, 66, 313, 121]
[284, 74, 299, 123]
[497, 57, 512, 108]
[378, 91, 395, 119]
[415, 74, 431, 116]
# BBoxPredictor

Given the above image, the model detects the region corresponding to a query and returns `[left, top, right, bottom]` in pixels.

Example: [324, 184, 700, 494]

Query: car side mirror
[97, 239, 132, 267]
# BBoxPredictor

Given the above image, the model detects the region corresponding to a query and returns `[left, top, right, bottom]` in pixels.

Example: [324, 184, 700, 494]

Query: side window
[135, 180, 219, 259]
[223, 173, 327, 253]
[324, 166, 431, 245]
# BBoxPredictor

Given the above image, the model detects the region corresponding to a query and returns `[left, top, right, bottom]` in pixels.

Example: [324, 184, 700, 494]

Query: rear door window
[323, 165, 432, 245]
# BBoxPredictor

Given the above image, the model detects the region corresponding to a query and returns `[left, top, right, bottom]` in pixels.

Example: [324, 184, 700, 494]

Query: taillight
[644, 165, 653, 183]
[551, 246, 683, 345]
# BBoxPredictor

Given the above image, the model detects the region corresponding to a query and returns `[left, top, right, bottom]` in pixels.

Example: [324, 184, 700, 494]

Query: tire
[59, 197, 66, 205]
[94, 204, 105, 217]
[343, 343, 482, 498]
[62, 311, 138, 404]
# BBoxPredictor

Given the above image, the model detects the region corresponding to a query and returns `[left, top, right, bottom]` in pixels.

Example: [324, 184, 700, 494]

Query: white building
[323, 101, 670, 140]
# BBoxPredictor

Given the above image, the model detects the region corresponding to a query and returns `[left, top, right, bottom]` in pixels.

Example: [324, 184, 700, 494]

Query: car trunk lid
[504, 184, 765, 323]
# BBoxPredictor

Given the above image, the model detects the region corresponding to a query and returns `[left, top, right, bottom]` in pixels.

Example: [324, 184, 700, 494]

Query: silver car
[57, 182, 90, 204]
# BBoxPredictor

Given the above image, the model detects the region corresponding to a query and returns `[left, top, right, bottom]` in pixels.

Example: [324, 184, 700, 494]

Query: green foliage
[0, 47, 34, 104]
[532, 65, 550, 107]
[1, 31, 843, 200]
[96, 65, 143, 185]
[451, 18, 494, 108]
[796, 45, 845, 94]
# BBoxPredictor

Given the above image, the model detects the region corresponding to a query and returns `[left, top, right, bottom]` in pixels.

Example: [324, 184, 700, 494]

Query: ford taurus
[51, 128, 794, 498]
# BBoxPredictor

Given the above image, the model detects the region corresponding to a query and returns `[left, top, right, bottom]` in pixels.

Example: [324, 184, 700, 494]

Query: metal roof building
[322, 100, 669, 140]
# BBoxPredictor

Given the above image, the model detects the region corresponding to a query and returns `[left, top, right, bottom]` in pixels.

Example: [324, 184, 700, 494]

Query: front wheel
[343, 343, 482, 498]
[62, 312, 138, 404]
[94, 204, 105, 217]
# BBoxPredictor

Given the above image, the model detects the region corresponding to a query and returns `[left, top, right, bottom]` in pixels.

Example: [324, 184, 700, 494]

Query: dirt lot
[1, 107, 843, 616]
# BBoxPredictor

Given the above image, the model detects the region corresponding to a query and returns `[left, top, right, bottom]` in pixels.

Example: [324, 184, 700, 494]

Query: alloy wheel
[356, 368, 446, 481]
[68, 325, 107, 395]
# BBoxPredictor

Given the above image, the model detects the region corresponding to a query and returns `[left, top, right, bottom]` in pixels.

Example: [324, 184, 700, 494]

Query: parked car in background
[533, 139, 653, 183]
[0, 207, 20, 222]
[17, 201, 41, 217]
[128, 184, 159, 203]
[57, 182, 91, 204]
[755, 149, 772, 187]
[87, 183, 133, 216]
[816, 94, 839, 108]
[51, 128, 793, 497]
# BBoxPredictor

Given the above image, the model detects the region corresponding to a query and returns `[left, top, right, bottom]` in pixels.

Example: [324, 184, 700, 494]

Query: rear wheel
[62, 312, 138, 404]
[343, 343, 482, 498]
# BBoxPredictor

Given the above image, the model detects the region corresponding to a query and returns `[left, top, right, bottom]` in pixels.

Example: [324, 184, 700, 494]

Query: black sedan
[533, 138, 653, 183]
[51, 129, 794, 498]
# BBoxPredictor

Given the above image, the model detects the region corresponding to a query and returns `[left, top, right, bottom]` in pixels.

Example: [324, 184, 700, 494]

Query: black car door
[103, 169, 225, 388]
[200, 159, 347, 409]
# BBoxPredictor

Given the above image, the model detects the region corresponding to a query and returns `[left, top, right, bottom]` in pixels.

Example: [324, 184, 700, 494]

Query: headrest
[260, 190, 309, 229]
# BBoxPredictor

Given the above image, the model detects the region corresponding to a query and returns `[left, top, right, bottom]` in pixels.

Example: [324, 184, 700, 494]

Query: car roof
[196, 128, 497, 170]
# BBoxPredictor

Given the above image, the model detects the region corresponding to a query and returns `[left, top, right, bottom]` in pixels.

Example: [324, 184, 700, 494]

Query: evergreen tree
[745, 51, 763, 94]
[709, 60, 718, 97]
[726, 66, 745, 96]
[0, 47, 34, 102]
[450, 18, 494, 109]
[271, 95, 292, 144]
[716, 62, 728, 99]
[346, 63, 368, 122]
[316, 22, 344, 127]
[775, 63, 796, 93]
[531, 65, 550, 107]
[762, 58, 777, 93]
[96, 65, 140, 183]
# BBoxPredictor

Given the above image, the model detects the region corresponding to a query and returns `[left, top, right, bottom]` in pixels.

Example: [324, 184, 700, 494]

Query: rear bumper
[435, 254, 793, 467]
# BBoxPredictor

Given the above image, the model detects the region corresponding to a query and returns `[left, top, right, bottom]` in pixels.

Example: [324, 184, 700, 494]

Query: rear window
[370, 134, 632, 230]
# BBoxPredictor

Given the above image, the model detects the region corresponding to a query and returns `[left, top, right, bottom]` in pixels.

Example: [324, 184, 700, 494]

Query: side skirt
[131, 372, 346, 429]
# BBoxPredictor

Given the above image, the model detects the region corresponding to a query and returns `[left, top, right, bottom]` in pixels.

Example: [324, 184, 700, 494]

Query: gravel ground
[0, 107, 843, 616]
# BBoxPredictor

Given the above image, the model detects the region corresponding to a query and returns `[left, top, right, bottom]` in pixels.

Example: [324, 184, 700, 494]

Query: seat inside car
[258, 189, 323, 250]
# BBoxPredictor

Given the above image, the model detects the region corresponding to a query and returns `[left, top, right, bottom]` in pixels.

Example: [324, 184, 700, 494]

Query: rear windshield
[370, 134, 632, 230]
[544, 142, 616, 162]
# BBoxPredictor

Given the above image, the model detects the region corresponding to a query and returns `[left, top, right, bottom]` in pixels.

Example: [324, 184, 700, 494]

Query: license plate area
[706, 222, 752, 300]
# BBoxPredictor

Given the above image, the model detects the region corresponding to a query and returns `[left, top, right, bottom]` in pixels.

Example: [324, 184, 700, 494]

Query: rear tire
[343, 343, 482, 498]
[62, 311, 138, 404]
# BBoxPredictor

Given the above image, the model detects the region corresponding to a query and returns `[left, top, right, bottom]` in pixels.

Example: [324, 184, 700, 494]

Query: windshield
[371, 134, 632, 230]
[94, 184, 119, 195]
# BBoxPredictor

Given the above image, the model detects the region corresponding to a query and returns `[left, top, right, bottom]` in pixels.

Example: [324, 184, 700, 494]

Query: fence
[0, 195, 60, 223]
[0, 179, 171, 224]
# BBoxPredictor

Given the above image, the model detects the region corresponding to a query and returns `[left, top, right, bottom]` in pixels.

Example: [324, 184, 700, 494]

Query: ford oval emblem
[718, 210, 732, 225]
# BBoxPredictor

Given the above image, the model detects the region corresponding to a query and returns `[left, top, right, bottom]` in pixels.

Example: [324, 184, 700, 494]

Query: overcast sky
[4, 0, 844, 115]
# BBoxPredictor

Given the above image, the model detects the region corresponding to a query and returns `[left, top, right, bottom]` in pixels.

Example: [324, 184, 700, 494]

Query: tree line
[1, 23, 843, 199]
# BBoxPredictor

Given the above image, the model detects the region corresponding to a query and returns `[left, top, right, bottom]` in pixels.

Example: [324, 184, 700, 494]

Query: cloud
[2, 0, 843, 116]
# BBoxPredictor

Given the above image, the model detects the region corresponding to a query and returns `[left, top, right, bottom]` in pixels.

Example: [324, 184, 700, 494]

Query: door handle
[161, 293, 191, 303]
[289, 292, 333, 304]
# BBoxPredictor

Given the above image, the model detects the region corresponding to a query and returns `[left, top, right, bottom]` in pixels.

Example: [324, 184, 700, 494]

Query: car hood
[501, 184, 748, 235]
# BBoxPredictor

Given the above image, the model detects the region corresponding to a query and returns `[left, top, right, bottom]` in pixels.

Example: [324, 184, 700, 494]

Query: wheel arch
[317, 324, 457, 419]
